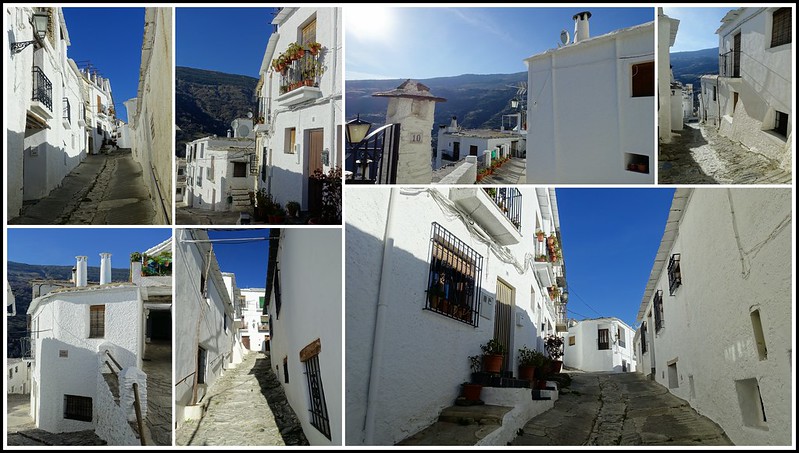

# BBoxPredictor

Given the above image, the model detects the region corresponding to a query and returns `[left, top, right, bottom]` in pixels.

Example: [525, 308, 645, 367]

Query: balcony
[449, 188, 522, 245]
[719, 50, 741, 78]
[28, 66, 53, 125]
[555, 302, 568, 332]
[21, 337, 34, 360]
[274, 44, 324, 106]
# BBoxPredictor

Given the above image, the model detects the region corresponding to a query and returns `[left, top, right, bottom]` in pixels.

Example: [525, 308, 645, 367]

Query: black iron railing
[654, 290, 664, 332]
[63, 97, 70, 123]
[555, 302, 567, 327]
[668, 254, 682, 295]
[425, 222, 483, 327]
[304, 354, 331, 440]
[485, 188, 522, 231]
[345, 123, 401, 184]
[32, 66, 52, 111]
[719, 50, 741, 78]
[279, 51, 323, 95]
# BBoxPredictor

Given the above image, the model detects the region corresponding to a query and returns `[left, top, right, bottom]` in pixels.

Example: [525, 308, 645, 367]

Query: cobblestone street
[9, 149, 158, 225]
[176, 351, 308, 446]
[658, 122, 791, 184]
[142, 340, 172, 446]
[6, 394, 105, 446]
[511, 371, 733, 446]
[480, 158, 527, 184]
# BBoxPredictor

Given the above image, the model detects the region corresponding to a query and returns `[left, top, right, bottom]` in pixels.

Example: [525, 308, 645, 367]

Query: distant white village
[6, 7, 173, 225]
[179, 7, 342, 225]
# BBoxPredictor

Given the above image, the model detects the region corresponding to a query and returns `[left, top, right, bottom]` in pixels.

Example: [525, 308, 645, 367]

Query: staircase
[230, 188, 252, 212]
[397, 404, 511, 446]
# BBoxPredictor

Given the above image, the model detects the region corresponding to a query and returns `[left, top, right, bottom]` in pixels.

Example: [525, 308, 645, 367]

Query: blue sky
[346, 6, 654, 80]
[62, 7, 146, 123]
[206, 229, 271, 289]
[662, 7, 729, 53]
[556, 188, 675, 329]
[7, 228, 172, 268]
[176, 7, 276, 78]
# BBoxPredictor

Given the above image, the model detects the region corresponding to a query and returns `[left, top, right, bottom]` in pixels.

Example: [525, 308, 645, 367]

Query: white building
[525, 11, 655, 183]
[184, 136, 256, 212]
[713, 7, 792, 171]
[698, 75, 720, 125]
[174, 229, 235, 426]
[346, 187, 568, 445]
[126, 7, 173, 224]
[240, 288, 269, 352]
[26, 253, 144, 437]
[633, 188, 791, 446]
[7, 284, 16, 316]
[682, 83, 694, 120]
[175, 158, 186, 205]
[563, 317, 636, 373]
[254, 7, 342, 212]
[8, 358, 31, 394]
[658, 8, 680, 144]
[82, 68, 116, 155]
[264, 228, 342, 445]
[6, 7, 96, 218]
[435, 116, 524, 171]
[221, 272, 246, 366]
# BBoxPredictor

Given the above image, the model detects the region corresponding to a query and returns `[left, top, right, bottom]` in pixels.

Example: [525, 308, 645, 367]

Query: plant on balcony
[549, 285, 561, 300]
[484, 187, 497, 198]
[130, 252, 142, 262]
[535, 254, 547, 262]
[141, 251, 172, 277]
[480, 339, 506, 374]
[536, 230, 545, 242]
[307, 41, 323, 55]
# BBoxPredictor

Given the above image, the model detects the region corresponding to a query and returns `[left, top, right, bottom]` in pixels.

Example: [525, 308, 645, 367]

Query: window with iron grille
[274, 266, 282, 319]
[654, 290, 664, 332]
[668, 254, 682, 295]
[598, 328, 610, 350]
[641, 321, 648, 354]
[303, 354, 331, 440]
[617, 326, 626, 348]
[774, 111, 788, 138]
[771, 8, 791, 48]
[63, 395, 92, 422]
[425, 222, 483, 327]
[89, 305, 104, 338]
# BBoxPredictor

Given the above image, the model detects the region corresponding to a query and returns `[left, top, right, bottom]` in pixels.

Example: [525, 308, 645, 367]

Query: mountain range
[669, 47, 718, 93]
[175, 66, 259, 157]
[6, 261, 128, 358]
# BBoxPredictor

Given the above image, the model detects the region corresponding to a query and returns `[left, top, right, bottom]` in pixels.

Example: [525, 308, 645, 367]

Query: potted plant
[308, 41, 322, 55]
[535, 254, 547, 262]
[517, 345, 537, 382]
[461, 355, 483, 401]
[480, 339, 506, 374]
[268, 204, 286, 224]
[308, 166, 342, 225]
[286, 200, 301, 218]
[544, 334, 565, 373]
[537, 356, 553, 389]
[536, 230, 545, 242]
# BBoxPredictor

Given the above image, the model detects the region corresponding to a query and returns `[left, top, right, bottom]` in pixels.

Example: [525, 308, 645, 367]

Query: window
[64, 395, 92, 422]
[89, 305, 105, 338]
[750, 309, 768, 360]
[223, 313, 228, 333]
[641, 321, 648, 354]
[284, 128, 296, 154]
[713, 86, 717, 101]
[668, 361, 679, 389]
[176, 188, 182, 195]
[259, 296, 265, 309]
[631, 61, 655, 97]
[771, 8, 791, 48]
[735, 378, 768, 429]
[598, 328, 610, 350]
[668, 254, 682, 295]
[200, 143, 205, 159]
[197, 347, 207, 384]
[283, 356, 289, 383]
[233, 162, 247, 177]
[197, 168, 203, 187]
[274, 266, 282, 319]
[300, 18, 317, 46]
[654, 290, 664, 332]
[301, 341, 330, 440]
[617, 326, 626, 348]
[208, 156, 215, 181]
[425, 222, 484, 327]
[177, 168, 184, 176]
[261, 146, 268, 182]
[774, 111, 788, 138]
[568, 335, 576, 346]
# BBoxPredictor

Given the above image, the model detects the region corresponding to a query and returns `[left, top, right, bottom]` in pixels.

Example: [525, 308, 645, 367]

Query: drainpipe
[364, 187, 398, 444]
[329, 7, 339, 168]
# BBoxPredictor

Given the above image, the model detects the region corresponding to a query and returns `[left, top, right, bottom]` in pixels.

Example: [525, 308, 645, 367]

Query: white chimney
[573, 11, 591, 43]
[71, 266, 76, 283]
[447, 116, 459, 132]
[227, 129, 232, 138]
[100, 253, 112, 285]
[76, 256, 88, 287]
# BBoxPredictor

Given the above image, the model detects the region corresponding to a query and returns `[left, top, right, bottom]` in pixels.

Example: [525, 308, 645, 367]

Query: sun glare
[345, 6, 394, 42]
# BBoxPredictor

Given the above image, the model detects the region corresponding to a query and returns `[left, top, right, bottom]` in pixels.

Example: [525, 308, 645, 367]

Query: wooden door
[494, 279, 515, 373]
[453, 142, 460, 160]
[307, 128, 324, 214]
[733, 33, 741, 77]
[242, 336, 250, 350]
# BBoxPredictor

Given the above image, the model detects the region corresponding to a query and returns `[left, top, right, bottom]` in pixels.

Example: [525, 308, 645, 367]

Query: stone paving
[9, 149, 159, 225]
[176, 351, 308, 446]
[480, 158, 527, 185]
[511, 371, 733, 446]
[142, 340, 172, 446]
[658, 122, 792, 185]
[6, 394, 106, 446]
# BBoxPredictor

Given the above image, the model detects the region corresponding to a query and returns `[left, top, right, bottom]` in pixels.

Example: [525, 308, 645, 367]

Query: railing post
[132, 383, 146, 446]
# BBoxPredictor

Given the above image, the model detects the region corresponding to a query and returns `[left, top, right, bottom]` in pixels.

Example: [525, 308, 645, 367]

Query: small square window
[774, 111, 788, 138]
[233, 162, 247, 177]
[284, 128, 296, 154]
[64, 395, 92, 422]
[568, 336, 576, 346]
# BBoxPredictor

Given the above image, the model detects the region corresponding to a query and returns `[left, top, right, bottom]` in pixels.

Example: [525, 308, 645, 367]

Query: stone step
[438, 404, 511, 426]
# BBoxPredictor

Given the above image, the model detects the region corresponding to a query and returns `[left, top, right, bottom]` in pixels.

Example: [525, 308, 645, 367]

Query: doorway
[494, 279, 515, 373]
[306, 128, 324, 213]
[452, 142, 460, 160]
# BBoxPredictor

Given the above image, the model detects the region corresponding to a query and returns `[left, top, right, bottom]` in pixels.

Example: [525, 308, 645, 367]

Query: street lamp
[11, 12, 49, 54]
[510, 97, 520, 110]
[345, 114, 371, 146]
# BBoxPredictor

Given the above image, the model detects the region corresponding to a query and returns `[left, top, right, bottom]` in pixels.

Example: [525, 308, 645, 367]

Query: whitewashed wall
[7, 360, 31, 394]
[240, 289, 268, 352]
[29, 286, 142, 433]
[636, 188, 791, 446]
[268, 229, 342, 446]
[435, 132, 520, 170]
[716, 7, 792, 169]
[346, 187, 562, 445]
[174, 229, 233, 426]
[526, 22, 654, 184]
[256, 7, 342, 210]
[699, 76, 720, 125]
[657, 9, 676, 143]
[563, 318, 636, 372]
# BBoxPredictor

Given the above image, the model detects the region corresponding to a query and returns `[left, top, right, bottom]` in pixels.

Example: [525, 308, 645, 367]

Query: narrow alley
[511, 371, 733, 446]
[9, 149, 158, 225]
[480, 157, 527, 184]
[142, 340, 172, 446]
[658, 122, 791, 184]
[175, 352, 309, 446]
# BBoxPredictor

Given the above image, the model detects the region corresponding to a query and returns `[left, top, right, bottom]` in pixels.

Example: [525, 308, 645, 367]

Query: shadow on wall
[252, 353, 310, 445]
[266, 165, 307, 210]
